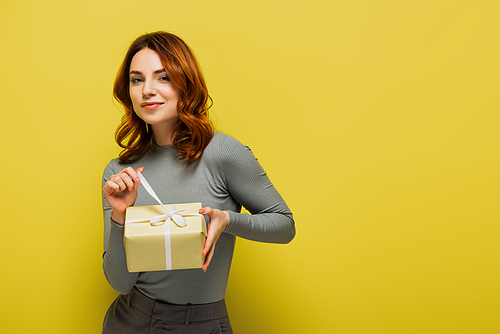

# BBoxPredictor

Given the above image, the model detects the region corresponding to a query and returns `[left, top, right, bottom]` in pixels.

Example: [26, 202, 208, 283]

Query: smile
[141, 102, 164, 110]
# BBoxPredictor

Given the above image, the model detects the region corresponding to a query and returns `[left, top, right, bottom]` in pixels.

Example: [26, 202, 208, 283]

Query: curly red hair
[113, 31, 213, 163]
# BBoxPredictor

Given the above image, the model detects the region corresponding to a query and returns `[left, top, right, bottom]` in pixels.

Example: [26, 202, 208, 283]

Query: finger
[118, 172, 135, 191]
[120, 167, 142, 186]
[111, 175, 128, 191]
[202, 242, 216, 272]
[103, 180, 120, 195]
[135, 167, 144, 185]
[203, 231, 215, 256]
[199, 207, 212, 216]
[113, 174, 132, 191]
[106, 180, 120, 191]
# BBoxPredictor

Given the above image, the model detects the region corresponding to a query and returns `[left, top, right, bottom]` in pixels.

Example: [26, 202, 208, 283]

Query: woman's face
[129, 48, 179, 130]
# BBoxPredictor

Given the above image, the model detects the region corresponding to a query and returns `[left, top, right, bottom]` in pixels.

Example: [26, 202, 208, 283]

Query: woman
[101, 31, 295, 333]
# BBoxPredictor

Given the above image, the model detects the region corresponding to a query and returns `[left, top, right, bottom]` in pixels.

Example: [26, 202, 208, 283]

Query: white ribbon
[136, 171, 187, 227]
[125, 171, 203, 270]
[127, 171, 204, 226]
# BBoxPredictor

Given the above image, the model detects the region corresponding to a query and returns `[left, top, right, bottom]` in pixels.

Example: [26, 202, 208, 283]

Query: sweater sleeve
[101, 160, 139, 294]
[220, 136, 296, 243]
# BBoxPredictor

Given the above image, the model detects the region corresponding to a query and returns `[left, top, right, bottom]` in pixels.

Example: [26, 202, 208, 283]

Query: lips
[141, 101, 164, 110]
[141, 101, 164, 107]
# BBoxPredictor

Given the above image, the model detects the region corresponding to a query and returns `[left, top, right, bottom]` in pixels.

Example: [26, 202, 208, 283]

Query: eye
[159, 75, 170, 82]
[130, 77, 143, 84]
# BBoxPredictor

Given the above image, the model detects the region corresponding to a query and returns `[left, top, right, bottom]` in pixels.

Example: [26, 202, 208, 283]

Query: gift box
[124, 202, 207, 272]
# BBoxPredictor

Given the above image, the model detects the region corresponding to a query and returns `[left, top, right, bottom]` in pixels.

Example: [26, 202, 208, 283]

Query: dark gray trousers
[102, 288, 233, 334]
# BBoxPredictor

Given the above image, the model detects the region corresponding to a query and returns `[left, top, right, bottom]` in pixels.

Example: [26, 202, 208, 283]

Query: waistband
[125, 287, 228, 325]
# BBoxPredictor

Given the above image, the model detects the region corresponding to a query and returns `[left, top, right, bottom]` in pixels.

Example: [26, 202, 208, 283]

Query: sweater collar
[149, 140, 176, 157]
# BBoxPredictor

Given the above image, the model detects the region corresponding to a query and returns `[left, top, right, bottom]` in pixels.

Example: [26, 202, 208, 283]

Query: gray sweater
[102, 132, 295, 304]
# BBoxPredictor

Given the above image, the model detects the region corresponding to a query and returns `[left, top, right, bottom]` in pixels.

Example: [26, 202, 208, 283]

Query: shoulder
[204, 132, 253, 161]
[203, 132, 262, 176]
[207, 132, 241, 148]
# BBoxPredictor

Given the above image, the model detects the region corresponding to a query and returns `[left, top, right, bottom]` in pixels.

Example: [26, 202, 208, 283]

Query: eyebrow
[129, 69, 166, 75]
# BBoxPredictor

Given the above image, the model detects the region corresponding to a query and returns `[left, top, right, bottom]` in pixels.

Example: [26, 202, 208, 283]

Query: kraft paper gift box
[124, 202, 207, 272]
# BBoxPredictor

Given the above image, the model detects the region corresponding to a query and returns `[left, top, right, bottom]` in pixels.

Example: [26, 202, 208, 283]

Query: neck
[151, 122, 177, 146]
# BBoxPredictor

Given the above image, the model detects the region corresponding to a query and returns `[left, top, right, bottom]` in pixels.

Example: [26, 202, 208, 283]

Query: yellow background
[1, 1, 498, 333]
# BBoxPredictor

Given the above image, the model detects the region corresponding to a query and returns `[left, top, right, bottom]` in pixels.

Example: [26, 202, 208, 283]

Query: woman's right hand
[103, 167, 144, 226]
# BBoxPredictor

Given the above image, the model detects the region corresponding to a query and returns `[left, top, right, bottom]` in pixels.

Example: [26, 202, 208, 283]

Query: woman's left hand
[199, 207, 229, 272]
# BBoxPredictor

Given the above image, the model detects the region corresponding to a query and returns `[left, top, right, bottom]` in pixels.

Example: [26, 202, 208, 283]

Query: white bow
[134, 171, 189, 227]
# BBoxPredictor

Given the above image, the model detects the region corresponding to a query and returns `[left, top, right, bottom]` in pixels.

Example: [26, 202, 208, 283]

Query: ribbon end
[172, 214, 187, 227]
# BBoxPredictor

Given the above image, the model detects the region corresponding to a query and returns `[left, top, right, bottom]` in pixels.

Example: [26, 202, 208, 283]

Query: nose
[142, 80, 156, 97]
